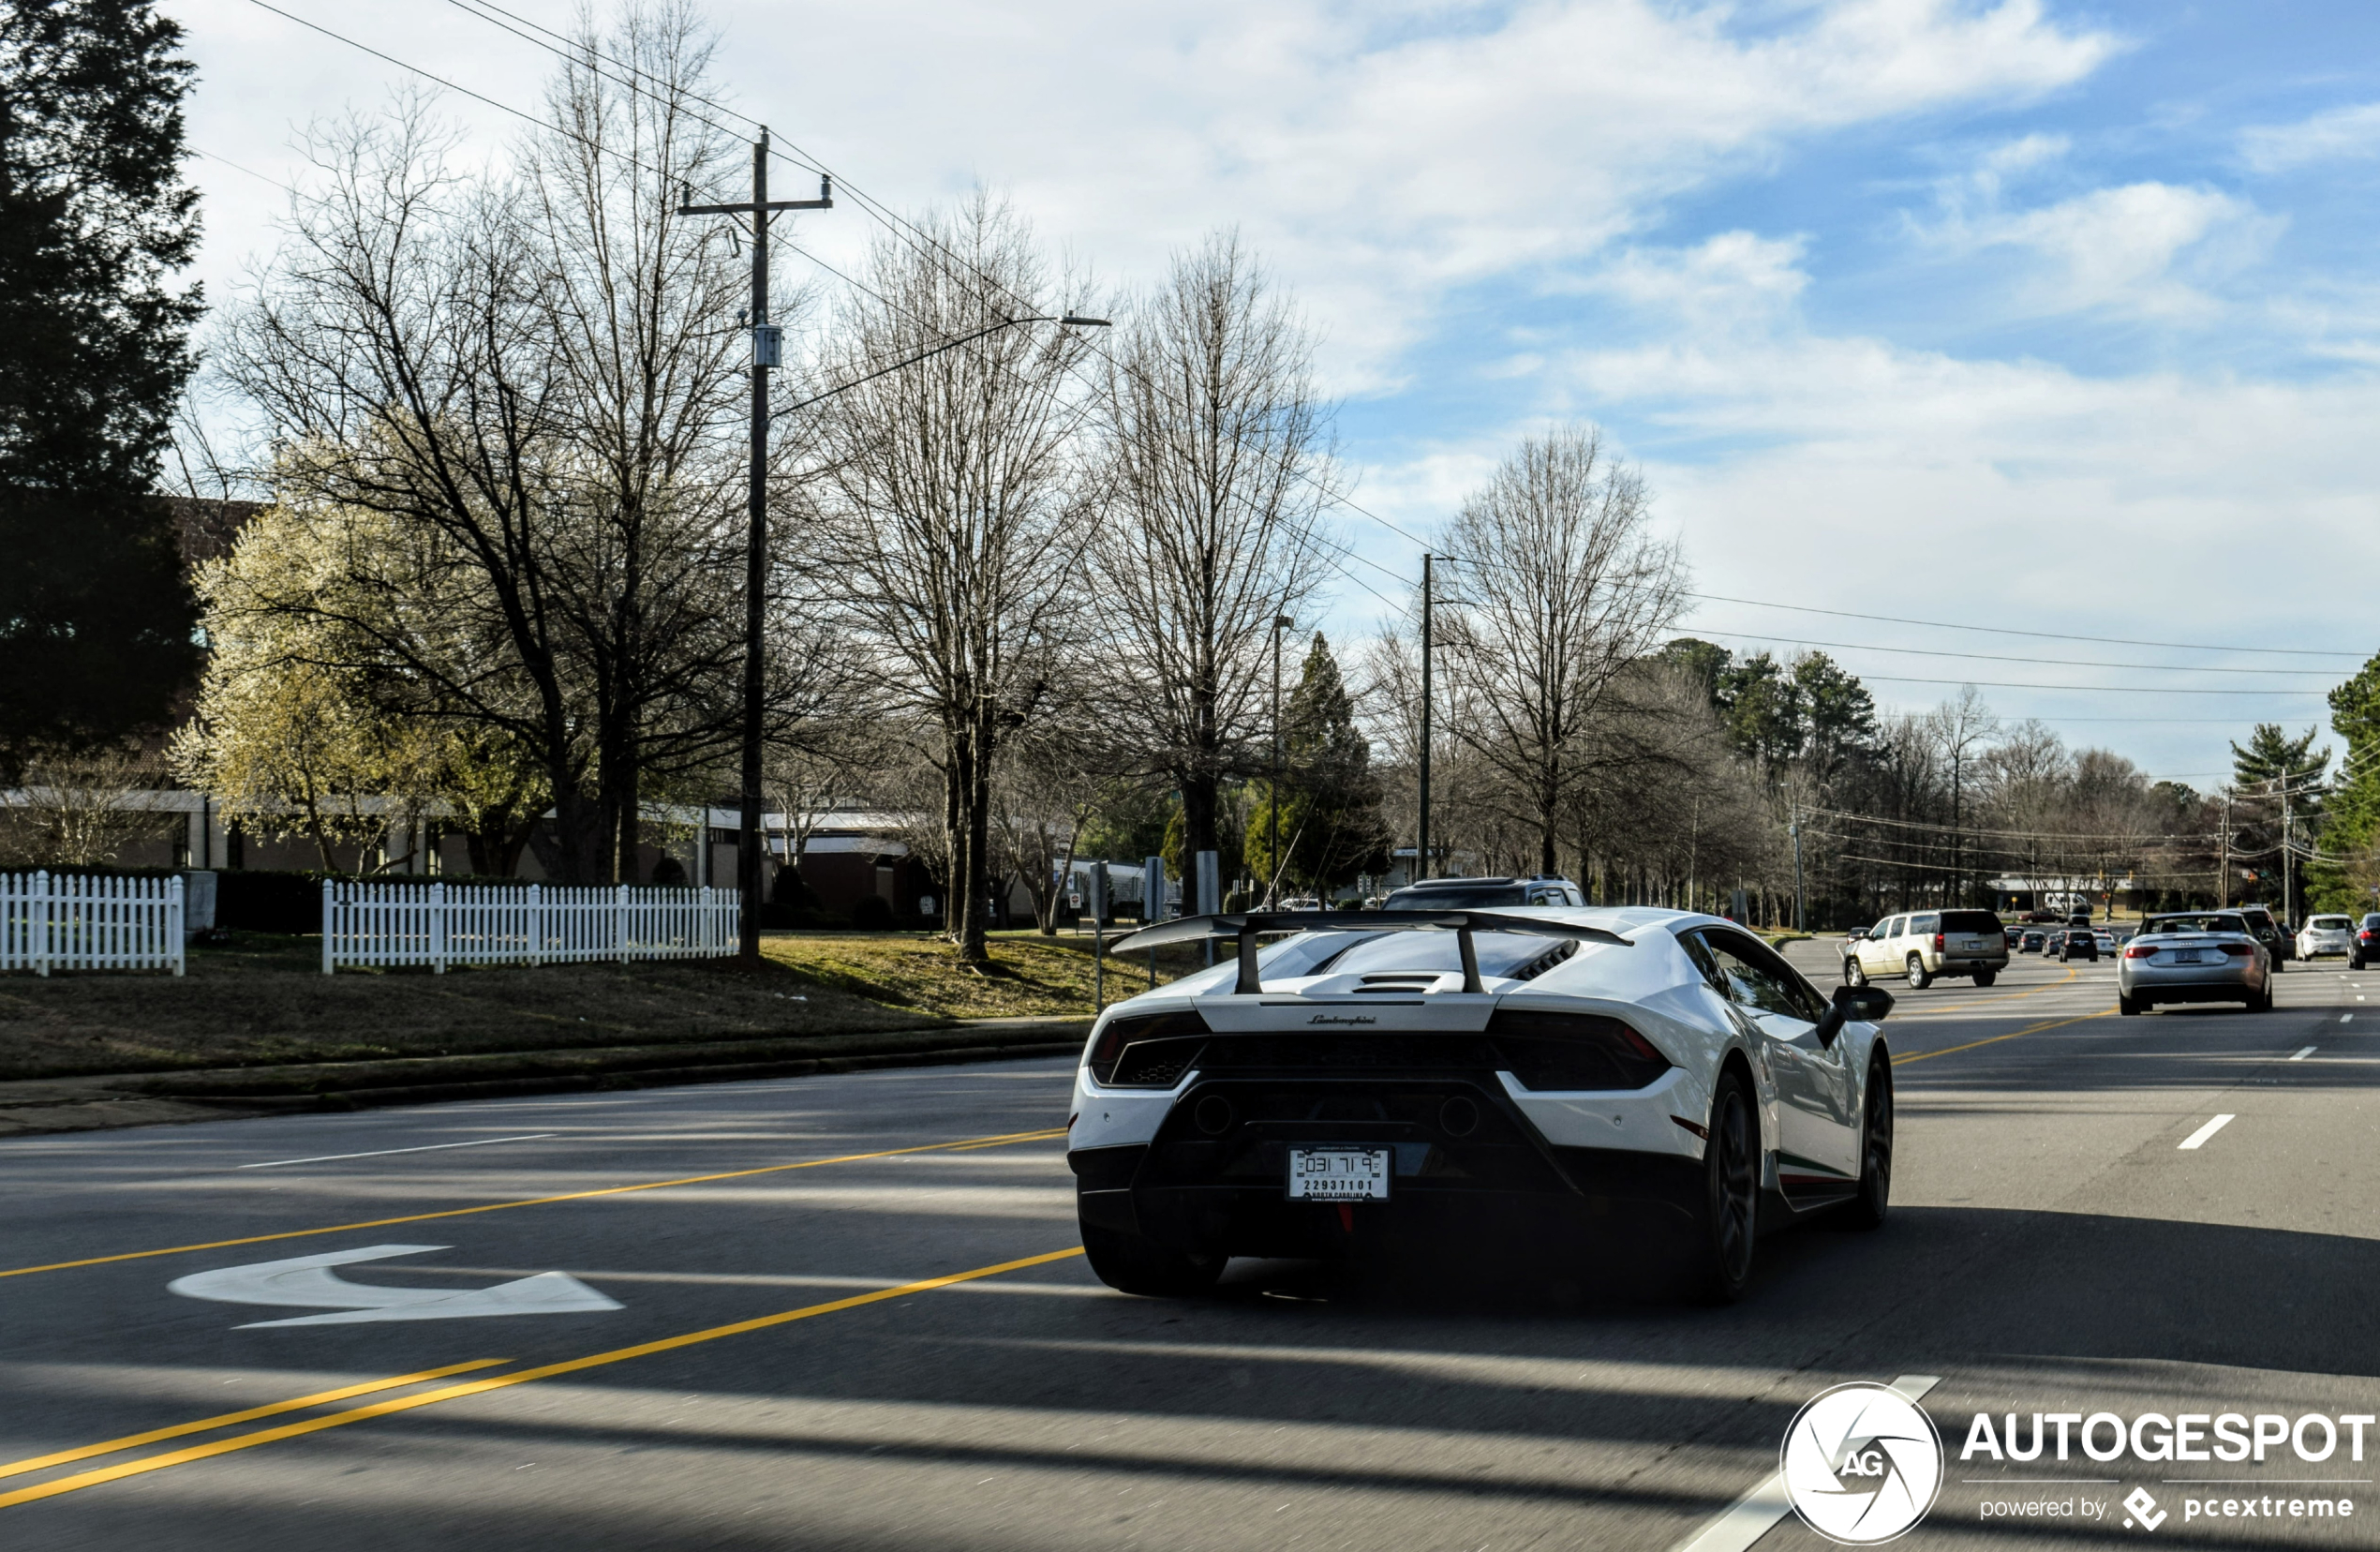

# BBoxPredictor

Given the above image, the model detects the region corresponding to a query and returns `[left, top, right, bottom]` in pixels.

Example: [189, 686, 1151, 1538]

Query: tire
[1974, 970, 1998, 988]
[1844, 957, 1868, 989]
[1685, 1066, 1760, 1302]
[2252, 983, 2274, 1012]
[1906, 954, 1931, 991]
[1842, 1052, 1892, 1230]
[2118, 991, 2141, 1017]
[1080, 1223, 1226, 1298]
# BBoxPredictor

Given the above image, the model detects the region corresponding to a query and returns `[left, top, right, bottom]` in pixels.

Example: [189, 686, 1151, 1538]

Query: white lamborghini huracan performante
[1069, 908, 1897, 1302]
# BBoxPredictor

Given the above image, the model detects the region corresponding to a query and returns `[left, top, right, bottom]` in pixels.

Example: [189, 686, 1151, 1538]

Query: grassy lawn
[0, 929, 931, 1082]
[758, 928, 1204, 1021]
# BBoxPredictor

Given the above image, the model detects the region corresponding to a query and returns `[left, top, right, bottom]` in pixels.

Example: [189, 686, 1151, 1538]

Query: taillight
[1086, 1010, 1210, 1086]
[2124, 943, 2154, 959]
[2220, 943, 2255, 958]
[1488, 1007, 1671, 1091]
[1933, 933, 1946, 950]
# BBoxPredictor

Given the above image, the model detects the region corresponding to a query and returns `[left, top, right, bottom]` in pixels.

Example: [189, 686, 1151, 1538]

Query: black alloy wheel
[1690, 1067, 1760, 1302]
[1844, 1052, 1892, 1230]
[1080, 1223, 1226, 1298]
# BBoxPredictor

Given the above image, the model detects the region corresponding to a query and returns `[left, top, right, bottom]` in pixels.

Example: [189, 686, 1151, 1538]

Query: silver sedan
[2118, 912, 2271, 1015]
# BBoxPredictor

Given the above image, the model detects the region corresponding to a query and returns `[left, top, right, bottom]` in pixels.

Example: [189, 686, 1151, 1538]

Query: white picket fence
[320, 880, 738, 974]
[1, 872, 186, 976]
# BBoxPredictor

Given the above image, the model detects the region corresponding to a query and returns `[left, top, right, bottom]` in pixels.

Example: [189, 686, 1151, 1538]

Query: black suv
[1381, 876, 1585, 910]
[2237, 904, 2290, 967]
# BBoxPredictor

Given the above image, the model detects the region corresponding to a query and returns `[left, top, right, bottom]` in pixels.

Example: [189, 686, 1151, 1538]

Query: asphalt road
[2, 947, 2375, 1550]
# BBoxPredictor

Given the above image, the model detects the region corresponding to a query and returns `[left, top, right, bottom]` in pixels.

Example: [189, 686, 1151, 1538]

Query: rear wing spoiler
[1107, 910, 1632, 996]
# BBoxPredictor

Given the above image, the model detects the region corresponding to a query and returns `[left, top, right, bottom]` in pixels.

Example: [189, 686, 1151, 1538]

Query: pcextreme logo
[1781, 1383, 1947, 1545]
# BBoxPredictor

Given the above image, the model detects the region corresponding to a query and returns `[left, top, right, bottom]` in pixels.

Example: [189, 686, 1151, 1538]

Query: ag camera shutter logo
[1781, 1383, 1946, 1545]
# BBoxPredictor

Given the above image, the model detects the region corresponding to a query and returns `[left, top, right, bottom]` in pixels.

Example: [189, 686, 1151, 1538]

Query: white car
[1070, 907, 1897, 1303]
[2298, 915, 2356, 961]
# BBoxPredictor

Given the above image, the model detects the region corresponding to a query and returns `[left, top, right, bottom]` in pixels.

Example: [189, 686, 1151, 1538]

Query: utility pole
[2282, 771, 2294, 929]
[2219, 789, 2231, 909]
[1269, 613, 1293, 907]
[1790, 805, 1804, 933]
[679, 132, 831, 967]
[1417, 554, 1433, 886]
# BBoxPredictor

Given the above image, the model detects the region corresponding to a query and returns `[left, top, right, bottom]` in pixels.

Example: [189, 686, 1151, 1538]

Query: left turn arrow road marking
[169, 1244, 624, 1328]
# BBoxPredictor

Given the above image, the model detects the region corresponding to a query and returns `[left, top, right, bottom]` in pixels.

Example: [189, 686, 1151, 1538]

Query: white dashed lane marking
[238, 1135, 558, 1170]
[2292, 1046, 2317, 1061]
[2179, 1115, 2237, 1151]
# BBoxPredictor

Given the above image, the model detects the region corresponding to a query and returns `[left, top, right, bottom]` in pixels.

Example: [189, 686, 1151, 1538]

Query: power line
[188, 145, 297, 195]
[1687, 626, 2341, 679]
[1851, 674, 2326, 697]
[1675, 589, 2361, 661]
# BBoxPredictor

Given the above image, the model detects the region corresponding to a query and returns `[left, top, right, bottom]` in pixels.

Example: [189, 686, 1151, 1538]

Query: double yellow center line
[0, 1248, 1085, 1511]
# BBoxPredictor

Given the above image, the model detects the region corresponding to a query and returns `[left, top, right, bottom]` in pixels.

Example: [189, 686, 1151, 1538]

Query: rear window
[1381, 882, 1525, 909]
[2146, 915, 2245, 935]
[2309, 916, 2352, 930]
[1941, 911, 2002, 934]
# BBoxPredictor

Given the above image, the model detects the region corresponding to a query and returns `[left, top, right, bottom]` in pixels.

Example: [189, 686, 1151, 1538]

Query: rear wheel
[1685, 1067, 1759, 1302]
[1974, 970, 1998, 988]
[1843, 1052, 1892, 1230]
[1080, 1224, 1225, 1298]
[1906, 954, 1931, 991]
[2118, 991, 2142, 1016]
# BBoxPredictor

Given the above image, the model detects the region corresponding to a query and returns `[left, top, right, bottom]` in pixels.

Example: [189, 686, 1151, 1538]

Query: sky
[164, 0, 2380, 789]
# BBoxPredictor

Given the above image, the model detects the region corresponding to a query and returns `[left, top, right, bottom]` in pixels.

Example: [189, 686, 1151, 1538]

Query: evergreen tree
[0, 0, 203, 772]
[1245, 634, 1386, 894]
[2229, 724, 2329, 915]
[2312, 657, 2380, 913]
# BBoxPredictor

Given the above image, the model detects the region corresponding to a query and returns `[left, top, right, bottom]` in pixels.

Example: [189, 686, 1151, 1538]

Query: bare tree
[0, 747, 178, 867]
[1090, 231, 1338, 870]
[1926, 684, 2000, 903]
[218, 10, 826, 885]
[1436, 425, 1684, 873]
[808, 194, 1096, 961]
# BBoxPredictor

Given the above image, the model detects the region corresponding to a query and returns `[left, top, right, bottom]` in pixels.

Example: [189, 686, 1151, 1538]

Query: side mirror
[1813, 984, 1895, 1049]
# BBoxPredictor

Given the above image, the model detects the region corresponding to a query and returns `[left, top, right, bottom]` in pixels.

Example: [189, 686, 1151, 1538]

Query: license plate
[2171, 949, 2202, 963]
[1287, 1148, 1391, 1201]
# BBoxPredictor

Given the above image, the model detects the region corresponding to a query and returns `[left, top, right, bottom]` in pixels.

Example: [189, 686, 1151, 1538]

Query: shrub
[849, 895, 894, 931]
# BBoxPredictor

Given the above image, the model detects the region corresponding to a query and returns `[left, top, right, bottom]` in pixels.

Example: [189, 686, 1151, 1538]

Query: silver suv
[1846, 909, 2009, 990]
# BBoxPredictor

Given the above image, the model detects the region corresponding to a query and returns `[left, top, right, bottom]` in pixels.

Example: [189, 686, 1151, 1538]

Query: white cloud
[166, 0, 2120, 392]
[2239, 100, 2380, 174]
[1917, 160, 2273, 321]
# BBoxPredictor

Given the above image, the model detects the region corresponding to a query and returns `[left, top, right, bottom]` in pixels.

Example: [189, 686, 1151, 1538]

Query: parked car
[2298, 915, 2356, 960]
[2118, 911, 2272, 1014]
[2236, 904, 2290, 967]
[1077, 907, 1898, 1302]
[1844, 909, 2009, 990]
[1381, 875, 1586, 910]
[2357, 915, 2380, 971]
[2018, 930, 2046, 954]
